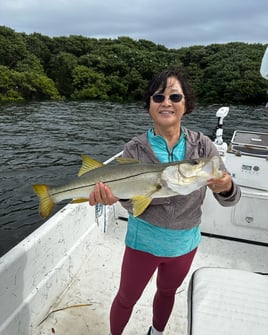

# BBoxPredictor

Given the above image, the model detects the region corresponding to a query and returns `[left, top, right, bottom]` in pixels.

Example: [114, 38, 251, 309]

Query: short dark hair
[144, 68, 196, 115]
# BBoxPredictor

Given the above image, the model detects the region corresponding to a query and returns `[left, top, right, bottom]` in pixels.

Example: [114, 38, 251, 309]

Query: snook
[32, 155, 222, 219]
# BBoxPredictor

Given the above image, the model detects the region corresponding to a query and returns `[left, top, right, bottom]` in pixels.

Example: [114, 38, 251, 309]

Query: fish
[32, 155, 222, 219]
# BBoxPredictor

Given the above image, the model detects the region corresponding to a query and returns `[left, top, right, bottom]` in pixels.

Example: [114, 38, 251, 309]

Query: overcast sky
[0, 0, 267, 49]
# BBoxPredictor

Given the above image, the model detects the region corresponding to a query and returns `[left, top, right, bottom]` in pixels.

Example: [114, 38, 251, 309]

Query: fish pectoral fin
[115, 157, 141, 164]
[78, 155, 104, 177]
[131, 195, 152, 217]
[32, 184, 55, 219]
[71, 198, 89, 204]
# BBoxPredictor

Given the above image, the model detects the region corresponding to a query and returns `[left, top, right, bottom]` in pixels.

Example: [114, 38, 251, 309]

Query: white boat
[0, 104, 267, 335]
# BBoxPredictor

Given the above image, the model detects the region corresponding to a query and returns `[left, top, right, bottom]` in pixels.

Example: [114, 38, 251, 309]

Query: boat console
[226, 130, 268, 191]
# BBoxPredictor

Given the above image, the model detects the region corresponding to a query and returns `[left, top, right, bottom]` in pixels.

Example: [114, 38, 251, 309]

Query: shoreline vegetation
[0, 26, 267, 104]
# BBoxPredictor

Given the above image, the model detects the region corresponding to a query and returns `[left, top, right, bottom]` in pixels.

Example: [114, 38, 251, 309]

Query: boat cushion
[188, 267, 268, 335]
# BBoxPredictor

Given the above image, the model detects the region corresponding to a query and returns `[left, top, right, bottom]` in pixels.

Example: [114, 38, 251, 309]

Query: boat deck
[33, 217, 268, 335]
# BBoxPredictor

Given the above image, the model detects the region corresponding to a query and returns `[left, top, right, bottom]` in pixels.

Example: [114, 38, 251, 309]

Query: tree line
[0, 25, 267, 104]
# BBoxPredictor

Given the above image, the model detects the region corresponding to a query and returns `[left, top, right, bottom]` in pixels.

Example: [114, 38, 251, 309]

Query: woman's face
[149, 76, 186, 130]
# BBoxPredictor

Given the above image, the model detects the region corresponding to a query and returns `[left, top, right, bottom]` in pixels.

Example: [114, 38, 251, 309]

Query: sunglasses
[152, 93, 183, 103]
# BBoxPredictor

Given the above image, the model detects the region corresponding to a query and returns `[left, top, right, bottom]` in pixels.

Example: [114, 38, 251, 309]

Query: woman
[89, 68, 241, 335]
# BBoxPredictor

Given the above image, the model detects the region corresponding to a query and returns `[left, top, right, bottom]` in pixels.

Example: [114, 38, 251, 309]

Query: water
[0, 101, 267, 256]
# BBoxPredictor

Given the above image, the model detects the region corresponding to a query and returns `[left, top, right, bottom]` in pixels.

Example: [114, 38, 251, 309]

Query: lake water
[0, 101, 267, 256]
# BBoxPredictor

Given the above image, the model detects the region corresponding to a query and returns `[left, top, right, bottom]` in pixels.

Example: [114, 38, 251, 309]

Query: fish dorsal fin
[131, 195, 152, 217]
[78, 155, 104, 177]
[115, 157, 140, 164]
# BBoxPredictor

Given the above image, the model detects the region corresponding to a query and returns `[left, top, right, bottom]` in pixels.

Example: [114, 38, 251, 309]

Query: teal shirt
[125, 128, 201, 257]
[148, 127, 186, 162]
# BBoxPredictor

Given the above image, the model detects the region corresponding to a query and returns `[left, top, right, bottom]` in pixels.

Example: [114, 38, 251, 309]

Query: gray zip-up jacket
[120, 128, 241, 230]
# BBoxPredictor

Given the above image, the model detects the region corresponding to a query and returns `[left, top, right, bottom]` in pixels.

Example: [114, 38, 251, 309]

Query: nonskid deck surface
[33, 219, 268, 335]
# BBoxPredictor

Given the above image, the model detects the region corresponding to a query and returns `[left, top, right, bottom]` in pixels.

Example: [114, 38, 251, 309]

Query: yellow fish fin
[32, 184, 55, 219]
[131, 195, 152, 217]
[78, 155, 104, 177]
[71, 198, 89, 204]
[115, 157, 140, 164]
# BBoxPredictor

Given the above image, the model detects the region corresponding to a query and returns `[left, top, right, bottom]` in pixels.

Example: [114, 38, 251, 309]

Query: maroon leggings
[110, 246, 197, 335]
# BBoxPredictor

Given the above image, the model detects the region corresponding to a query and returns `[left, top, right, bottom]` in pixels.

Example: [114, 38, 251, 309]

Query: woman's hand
[207, 172, 233, 195]
[89, 182, 119, 206]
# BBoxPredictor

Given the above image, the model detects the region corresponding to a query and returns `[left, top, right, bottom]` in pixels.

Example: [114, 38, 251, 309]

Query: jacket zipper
[168, 149, 174, 162]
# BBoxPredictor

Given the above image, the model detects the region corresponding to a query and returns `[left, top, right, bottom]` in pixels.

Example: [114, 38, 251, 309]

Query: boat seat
[188, 267, 268, 335]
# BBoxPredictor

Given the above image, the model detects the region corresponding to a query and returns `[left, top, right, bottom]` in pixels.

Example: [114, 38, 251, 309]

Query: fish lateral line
[42, 170, 161, 199]
[49, 169, 165, 197]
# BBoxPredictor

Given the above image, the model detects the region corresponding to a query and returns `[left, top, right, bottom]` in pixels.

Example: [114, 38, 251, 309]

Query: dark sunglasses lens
[152, 94, 183, 103]
[170, 94, 183, 102]
[152, 94, 165, 103]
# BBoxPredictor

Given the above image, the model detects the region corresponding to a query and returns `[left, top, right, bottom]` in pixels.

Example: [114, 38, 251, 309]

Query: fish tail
[32, 184, 55, 219]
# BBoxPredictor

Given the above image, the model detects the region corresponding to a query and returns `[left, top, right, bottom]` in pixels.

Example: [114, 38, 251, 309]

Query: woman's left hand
[207, 172, 233, 195]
